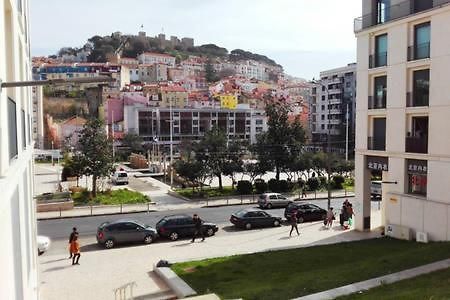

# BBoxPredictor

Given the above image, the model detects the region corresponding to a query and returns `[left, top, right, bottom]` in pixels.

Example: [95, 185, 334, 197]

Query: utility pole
[326, 84, 331, 210]
[169, 100, 173, 188]
[112, 110, 115, 158]
[345, 103, 349, 161]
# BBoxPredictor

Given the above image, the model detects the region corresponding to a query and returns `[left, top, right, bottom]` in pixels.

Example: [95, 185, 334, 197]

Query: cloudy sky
[30, 0, 361, 79]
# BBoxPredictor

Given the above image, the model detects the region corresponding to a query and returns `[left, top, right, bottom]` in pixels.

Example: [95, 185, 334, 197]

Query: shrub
[318, 176, 328, 189]
[254, 180, 267, 194]
[307, 177, 320, 191]
[333, 175, 345, 189]
[278, 180, 290, 193]
[297, 179, 306, 189]
[237, 180, 253, 195]
[345, 177, 355, 186]
[268, 179, 280, 192]
[61, 166, 73, 182]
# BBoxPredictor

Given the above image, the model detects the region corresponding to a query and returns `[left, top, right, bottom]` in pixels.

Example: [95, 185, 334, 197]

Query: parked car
[230, 208, 282, 230]
[156, 215, 218, 241]
[111, 171, 129, 185]
[371, 180, 382, 199]
[96, 219, 157, 249]
[37, 235, 51, 255]
[284, 202, 327, 223]
[258, 193, 292, 209]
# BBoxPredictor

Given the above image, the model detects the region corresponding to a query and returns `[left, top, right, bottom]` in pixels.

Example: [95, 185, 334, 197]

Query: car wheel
[245, 223, 252, 230]
[298, 217, 304, 224]
[267, 203, 273, 209]
[273, 220, 280, 227]
[104, 239, 115, 249]
[169, 232, 179, 241]
[206, 228, 215, 237]
[144, 235, 154, 244]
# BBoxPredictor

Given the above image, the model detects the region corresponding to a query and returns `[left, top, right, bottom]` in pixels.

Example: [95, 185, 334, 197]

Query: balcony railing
[369, 52, 388, 68]
[406, 92, 429, 107]
[405, 136, 428, 153]
[368, 136, 386, 151]
[368, 96, 387, 109]
[407, 42, 430, 61]
[354, 0, 446, 32]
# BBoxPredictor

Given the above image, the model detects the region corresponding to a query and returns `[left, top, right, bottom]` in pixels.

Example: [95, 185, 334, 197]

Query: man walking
[68, 227, 78, 259]
[289, 209, 299, 236]
[191, 214, 205, 242]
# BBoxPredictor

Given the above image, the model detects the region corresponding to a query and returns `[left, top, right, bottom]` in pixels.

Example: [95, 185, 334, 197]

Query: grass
[72, 188, 150, 206]
[171, 238, 450, 300]
[175, 186, 237, 198]
[338, 267, 450, 300]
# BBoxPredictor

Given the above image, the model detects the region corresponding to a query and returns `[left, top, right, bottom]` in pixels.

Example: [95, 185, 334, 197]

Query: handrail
[114, 282, 137, 300]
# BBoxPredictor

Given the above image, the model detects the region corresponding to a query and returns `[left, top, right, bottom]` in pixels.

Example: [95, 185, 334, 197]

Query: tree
[194, 127, 227, 190]
[174, 160, 205, 191]
[121, 132, 144, 153]
[254, 103, 306, 180]
[218, 68, 236, 79]
[77, 119, 115, 197]
[205, 59, 218, 83]
[222, 140, 245, 189]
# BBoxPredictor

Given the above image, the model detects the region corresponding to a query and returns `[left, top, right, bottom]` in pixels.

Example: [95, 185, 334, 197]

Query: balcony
[354, 0, 444, 32]
[405, 136, 428, 153]
[407, 42, 430, 61]
[406, 92, 429, 107]
[368, 136, 386, 151]
[368, 96, 386, 109]
[369, 52, 387, 68]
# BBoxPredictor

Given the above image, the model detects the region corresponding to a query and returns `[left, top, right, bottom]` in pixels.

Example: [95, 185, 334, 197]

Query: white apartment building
[354, 0, 450, 241]
[137, 52, 176, 67]
[1, 0, 39, 299]
[32, 86, 44, 149]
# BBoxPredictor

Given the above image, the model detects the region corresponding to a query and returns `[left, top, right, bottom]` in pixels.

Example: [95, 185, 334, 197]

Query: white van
[111, 171, 129, 185]
[370, 181, 382, 199]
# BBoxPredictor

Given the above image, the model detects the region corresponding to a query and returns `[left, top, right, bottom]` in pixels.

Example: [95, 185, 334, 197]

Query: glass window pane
[8, 98, 18, 160]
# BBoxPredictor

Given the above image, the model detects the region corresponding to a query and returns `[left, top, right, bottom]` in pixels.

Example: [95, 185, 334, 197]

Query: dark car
[156, 215, 218, 241]
[96, 219, 158, 249]
[284, 202, 327, 223]
[230, 208, 282, 230]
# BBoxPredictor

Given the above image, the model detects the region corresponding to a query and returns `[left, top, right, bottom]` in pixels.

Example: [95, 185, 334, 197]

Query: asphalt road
[38, 197, 380, 240]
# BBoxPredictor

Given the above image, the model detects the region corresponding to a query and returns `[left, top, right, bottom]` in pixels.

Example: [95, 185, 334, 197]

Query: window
[321, 105, 325, 110]
[413, 69, 429, 106]
[256, 119, 263, 125]
[376, 0, 390, 24]
[321, 124, 325, 130]
[321, 115, 325, 120]
[8, 98, 18, 160]
[375, 34, 388, 67]
[414, 22, 430, 60]
[407, 159, 427, 196]
[21, 109, 26, 149]
[373, 76, 387, 109]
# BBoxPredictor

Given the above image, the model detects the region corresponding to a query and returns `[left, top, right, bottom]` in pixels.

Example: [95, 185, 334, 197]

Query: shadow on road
[171, 242, 193, 247]
[44, 265, 72, 273]
[41, 258, 69, 264]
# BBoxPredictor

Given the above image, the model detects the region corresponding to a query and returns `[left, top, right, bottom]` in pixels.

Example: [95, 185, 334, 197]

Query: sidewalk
[38, 218, 381, 300]
[36, 190, 355, 220]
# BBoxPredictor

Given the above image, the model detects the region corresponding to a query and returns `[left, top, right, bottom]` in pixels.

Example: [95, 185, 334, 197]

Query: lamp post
[51, 140, 54, 166]
[169, 99, 173, 189]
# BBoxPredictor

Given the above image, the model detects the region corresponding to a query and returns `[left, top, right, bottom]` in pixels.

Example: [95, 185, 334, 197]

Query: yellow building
[219, 94, 237, 109]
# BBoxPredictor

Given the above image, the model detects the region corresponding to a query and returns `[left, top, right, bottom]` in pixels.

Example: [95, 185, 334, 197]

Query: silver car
[258, 193, 292, 209]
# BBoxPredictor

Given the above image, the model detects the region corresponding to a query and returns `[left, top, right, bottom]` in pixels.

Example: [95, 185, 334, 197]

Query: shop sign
[367, 156, 388, 171]
[407, 159, 427, 174]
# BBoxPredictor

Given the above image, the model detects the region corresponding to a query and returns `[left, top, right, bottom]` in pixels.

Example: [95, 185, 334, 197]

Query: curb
[154, 266, 197, 299]
[37, 209, 158, 221]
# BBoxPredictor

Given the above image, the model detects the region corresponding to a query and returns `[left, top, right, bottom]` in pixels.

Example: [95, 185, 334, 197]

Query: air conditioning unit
[416, 231, 429, 243]
[385, 224, 412, 241]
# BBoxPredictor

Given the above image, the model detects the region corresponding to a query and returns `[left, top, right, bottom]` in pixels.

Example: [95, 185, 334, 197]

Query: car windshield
[156, 219, 168, 226]
[117, 173, 128, 177]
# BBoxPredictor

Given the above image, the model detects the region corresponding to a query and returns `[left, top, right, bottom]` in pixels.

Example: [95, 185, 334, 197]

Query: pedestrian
[339, 204, 348, 227]
[68, 227, 78, 259]
[346, 204, 355, 228]
[191, 214, 205, 242]
[70, 234, 80, 265]
[289, 209, 299, 237]
[326, 207, 334, 228]
[301, 188, 307, 198]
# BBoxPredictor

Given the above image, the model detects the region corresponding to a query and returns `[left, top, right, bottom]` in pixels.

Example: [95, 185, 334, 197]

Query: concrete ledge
[154, 267, 197, 299]
[37, 201, 74, 212]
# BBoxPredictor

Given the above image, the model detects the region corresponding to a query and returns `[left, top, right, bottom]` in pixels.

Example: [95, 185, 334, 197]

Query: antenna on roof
[140, 24, 144, 30]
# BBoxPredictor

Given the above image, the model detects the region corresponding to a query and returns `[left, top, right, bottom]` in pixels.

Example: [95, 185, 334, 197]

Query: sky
[30, 0, 362, 80]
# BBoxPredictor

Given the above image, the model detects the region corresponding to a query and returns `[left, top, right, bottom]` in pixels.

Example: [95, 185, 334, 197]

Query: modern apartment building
[137, 52, 176, 67]
[124, 104, 267, 150]
[0, 0, 39, 299]
[354, 0, 450, 240]
[310, 63, 357, 152]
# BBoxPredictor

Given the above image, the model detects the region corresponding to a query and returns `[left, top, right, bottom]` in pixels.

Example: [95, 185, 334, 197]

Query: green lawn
[172, 238, 450, 300]
[175, 186, 237, 199]
[338, 267, 450, 300]
[72, 188, 150, 206]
